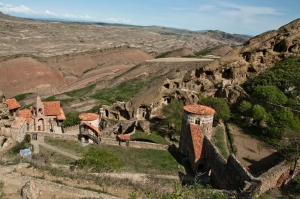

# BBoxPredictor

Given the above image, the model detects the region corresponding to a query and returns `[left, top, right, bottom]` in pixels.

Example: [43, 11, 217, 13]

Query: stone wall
[257, 161, 290, 195]
[64, 125, 79, 133]
[204, 136, 259, 192]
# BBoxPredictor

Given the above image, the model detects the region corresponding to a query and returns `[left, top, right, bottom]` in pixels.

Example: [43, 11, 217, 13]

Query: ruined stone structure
[18, 95, 66, 133]
[0, 91, 28, 147]
[78, 113, 102, 144]
[179, 104, 215, 172]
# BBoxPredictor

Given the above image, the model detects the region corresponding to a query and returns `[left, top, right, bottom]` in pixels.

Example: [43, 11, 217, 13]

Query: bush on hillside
[198, 97, 231, 121]
[253, 85, 288, 105]
[78, 148, 124, 173]
[252, 104, 266, 121]
[266, 108, 300, 139]
[161, 100, 184, 134]
[238, 100, 252, 116]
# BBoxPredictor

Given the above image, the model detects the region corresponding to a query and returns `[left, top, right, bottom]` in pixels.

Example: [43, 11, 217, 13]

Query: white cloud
[0, 2, 92, 20]
[220, 2, 282, 17]
[0, 2, 36, 14]
[106, 17, 131, 23]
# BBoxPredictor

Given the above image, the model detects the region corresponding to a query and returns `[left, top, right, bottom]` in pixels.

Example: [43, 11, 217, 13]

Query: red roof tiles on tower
[79, 113, 99, 121]
[190, 123, 206, 160]
[184, 104, 215, 115]
[6, 98, 21, 110]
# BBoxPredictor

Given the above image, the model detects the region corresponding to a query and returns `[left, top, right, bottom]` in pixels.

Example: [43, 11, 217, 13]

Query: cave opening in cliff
[222, 69, 232, 79]
[273, 43, 286, 52]
[164, 83, 170, 89]
[247, 67, 256, 72]
[288, 45, 296, 52]
[242, 52, 251, 62]
[195, 68, 204, 78]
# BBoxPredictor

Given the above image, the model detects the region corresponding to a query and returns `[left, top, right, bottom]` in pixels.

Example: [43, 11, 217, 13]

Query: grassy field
[39, 145, 75, 165]
[211, 126, 229, 159]
[44, 137, 183, 175]
[130, 130, 169, 145]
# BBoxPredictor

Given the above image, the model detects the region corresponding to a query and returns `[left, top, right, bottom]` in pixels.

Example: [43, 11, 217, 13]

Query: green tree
[267, 109, 300, 139]
[78, 148, 124, 173]
[238, 100, 252, 116]
[198, 97, 231, 121]
[253, 85, 288, 105]
[161, 100, 184, 134]
[63, 112, 80, 127]
[252, 105, 266, 121]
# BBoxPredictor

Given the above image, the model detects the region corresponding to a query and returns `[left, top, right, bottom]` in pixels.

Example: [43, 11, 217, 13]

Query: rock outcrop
[101, 18, 300, 122]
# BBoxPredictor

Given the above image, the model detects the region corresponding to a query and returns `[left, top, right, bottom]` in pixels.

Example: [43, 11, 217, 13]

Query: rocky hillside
[0, 12, 250, 98]
[0, 46, 152, 98]
[106, 18, 300, 120]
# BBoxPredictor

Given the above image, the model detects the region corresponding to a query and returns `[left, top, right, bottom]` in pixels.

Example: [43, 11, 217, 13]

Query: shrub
[238, 100, 252, 116]
[252, 105, 266, 121]
[63, 112, 80, 127]
[161, 100, 184, 134]
[198, 97, 231, 121]
[10, 134, 32, 154]
[78, 148, 124, 173]
[253, 85, 288, 105]
[266, 109, 300, 139]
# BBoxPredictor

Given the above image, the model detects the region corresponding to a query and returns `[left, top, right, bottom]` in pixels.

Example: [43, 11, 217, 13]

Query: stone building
[78, 113, 102, 144]
[179, 104, 215, 173]
[6, 98, 21, 116]
[18, 95, 66, 133]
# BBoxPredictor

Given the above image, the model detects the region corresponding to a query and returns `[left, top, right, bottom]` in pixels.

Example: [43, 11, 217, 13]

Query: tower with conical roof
[179, 104, 215, 172]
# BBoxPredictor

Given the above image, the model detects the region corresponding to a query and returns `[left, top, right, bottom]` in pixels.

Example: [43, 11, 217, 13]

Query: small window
[32, 134, 37, 141]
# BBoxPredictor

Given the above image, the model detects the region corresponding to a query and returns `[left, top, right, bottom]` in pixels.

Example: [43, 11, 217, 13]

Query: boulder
[136, 120, 151, 133]
[21, 180, 38, 199]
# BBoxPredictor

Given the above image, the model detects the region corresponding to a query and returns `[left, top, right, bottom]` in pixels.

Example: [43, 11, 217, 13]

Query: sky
[0, 0, 299, 36]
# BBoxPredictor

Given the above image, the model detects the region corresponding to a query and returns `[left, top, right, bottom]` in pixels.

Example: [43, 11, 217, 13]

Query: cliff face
[101, 18, 300, 121]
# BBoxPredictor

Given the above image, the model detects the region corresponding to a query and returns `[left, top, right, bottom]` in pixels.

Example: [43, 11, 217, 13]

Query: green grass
[44, 137, 83, 155]
[44, 137, 182, 175]
[91, 80, 147, 105]
[64, 83, 96, 98]
[98, 144, 181, 175]
[130, 130, 169, 145]
[211, 126, 229, 159]
[39, 145, 75, 165]
[0, 181, 5, 199]
[13, 92, 32, 101]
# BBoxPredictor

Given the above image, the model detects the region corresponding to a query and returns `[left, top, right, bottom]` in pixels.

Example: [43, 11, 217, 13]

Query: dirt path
[38, 142, 81, 160]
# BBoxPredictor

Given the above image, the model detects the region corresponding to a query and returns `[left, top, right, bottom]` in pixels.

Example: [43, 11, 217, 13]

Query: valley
[0, 10, 300, 199]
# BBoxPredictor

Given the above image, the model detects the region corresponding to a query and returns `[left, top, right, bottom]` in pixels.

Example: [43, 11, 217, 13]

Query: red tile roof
[184, 104, 215, 115]
[42, 101, 61, 116]
[84, 122, 102, 136]
[118, 134, 130, 141]
[6, 98, 21, 110]
[79, 113, 99, 121]
[190, 123, 206, 160]
[57, 107, 66, 120]
[18, 109, 33, 123]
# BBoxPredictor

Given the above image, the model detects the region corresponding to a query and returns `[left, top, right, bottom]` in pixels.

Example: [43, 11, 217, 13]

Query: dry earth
[227, 124, 279, 177]
[0, 12, 249, 57]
